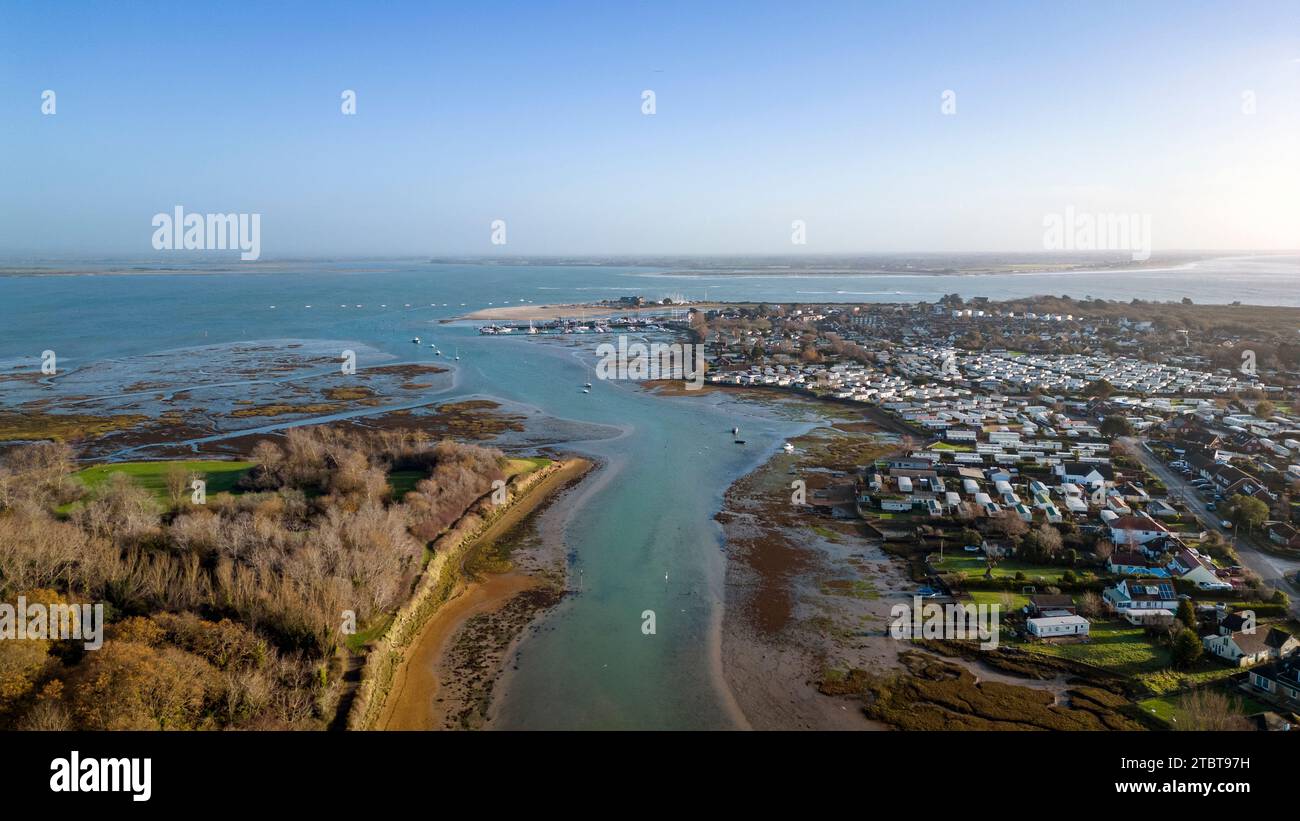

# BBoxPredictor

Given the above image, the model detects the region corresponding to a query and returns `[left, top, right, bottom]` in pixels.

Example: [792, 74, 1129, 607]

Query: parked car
[1220, 520, 1233, 529]
[1205, 502, 1216, 511]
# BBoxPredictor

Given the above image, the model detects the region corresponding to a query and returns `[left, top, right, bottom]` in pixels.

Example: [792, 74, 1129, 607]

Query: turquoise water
[1, 257, 1297, 727]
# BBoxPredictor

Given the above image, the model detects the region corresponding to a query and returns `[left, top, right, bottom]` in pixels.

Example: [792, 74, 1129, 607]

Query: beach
[377, 457, 593, 730]
[455, 301, 733, 321]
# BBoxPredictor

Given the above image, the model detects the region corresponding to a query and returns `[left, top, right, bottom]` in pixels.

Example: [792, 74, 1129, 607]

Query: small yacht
[412, 337, 420, 344]
[454, 347, 460, 361]
[783, 442, 795, 453]
[731, 426, 739, 435]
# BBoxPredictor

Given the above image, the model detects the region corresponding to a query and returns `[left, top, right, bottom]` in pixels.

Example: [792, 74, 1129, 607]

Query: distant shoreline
[10, 251, 1299, 279]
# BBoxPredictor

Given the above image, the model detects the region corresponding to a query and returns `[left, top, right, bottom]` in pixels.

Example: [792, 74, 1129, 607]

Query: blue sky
[1, 0, 1298, 256]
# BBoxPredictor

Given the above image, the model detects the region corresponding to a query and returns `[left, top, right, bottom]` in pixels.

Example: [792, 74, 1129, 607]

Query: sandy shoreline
[376, 457, 593, 730]
[453, 301, 733, 321]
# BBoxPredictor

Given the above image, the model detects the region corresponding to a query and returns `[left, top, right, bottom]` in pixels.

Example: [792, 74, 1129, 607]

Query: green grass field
[386, 469, 426, 497]
[967, 590, 1030, 611]
[932, 553, 1094, 585]
[504, 456, 551, 477]
[1024, 620, 1169, 677]
[344, 612, 395, 653]
[930, 442, 973, 452]
[75, 460, 254, 502]
[76, 457, 552, 506]
[1137, 690, 1267, 725]
[1020, 619, 1245, 695]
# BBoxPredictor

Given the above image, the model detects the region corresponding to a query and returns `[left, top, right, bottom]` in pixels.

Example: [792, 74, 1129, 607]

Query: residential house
[1103, 579, 1179, 623]
[1107, 550, 1168, 578]
[1248, 657, 1300, 709]
[1202, 627, 1300, 667]
[1109, 514, 1172, 547]
[1056, 461, 1114, 488]
[1267, 522, 1300, 550]
[1167, 548, 1230, 590]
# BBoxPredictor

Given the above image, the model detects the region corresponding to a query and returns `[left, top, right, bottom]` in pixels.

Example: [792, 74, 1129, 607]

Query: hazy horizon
[1, 250, 1296, 266]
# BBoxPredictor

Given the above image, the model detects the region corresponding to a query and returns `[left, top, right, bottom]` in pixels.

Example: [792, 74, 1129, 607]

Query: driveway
[1125, 438, 1299, 618]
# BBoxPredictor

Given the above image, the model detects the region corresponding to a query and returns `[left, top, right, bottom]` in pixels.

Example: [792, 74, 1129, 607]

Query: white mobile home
[1026, 615, 1090, 638]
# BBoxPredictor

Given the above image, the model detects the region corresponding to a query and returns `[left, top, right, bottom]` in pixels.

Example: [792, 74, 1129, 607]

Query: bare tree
[1079, 591, 1105, 619]
[1093, 538, 1115, 561]
[1175, 689, 1253, 731]
[165, 463, 191, 508]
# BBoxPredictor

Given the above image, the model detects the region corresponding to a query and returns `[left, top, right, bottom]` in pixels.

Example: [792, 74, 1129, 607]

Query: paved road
[1126, 437, 1299, 618]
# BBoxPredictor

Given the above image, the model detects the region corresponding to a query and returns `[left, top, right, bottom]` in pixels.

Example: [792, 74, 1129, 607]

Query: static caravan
[1026, 615, 1090, 638]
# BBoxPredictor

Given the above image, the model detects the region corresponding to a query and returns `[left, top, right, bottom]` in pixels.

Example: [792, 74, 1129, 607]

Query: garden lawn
[968, 590, 1030, 611]
[1023, 620, 1169, 678]
[931, 553, 1093, 585]
[1137, 689, 1267, 726]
